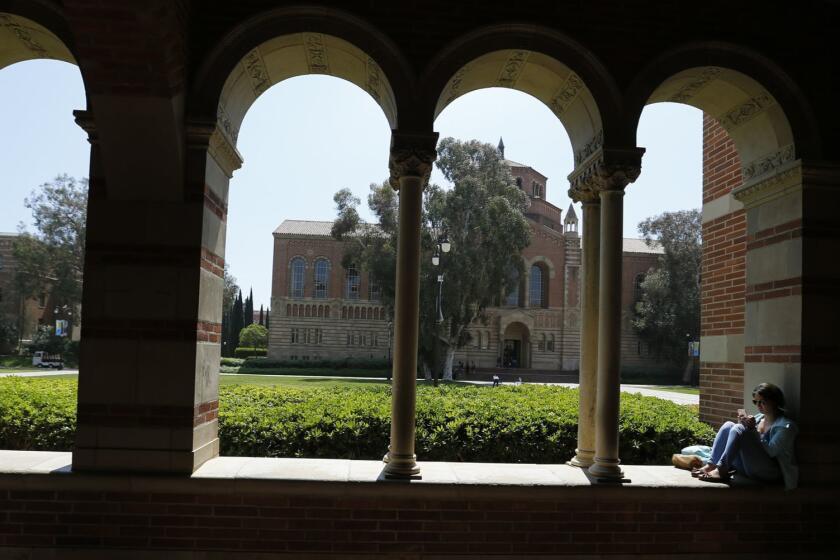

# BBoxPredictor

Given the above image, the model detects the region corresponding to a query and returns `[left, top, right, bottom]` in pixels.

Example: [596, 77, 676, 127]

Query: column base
[588, 458, 625, 481]
[567, 448, 595, 468]
[382, 451, 421, 479]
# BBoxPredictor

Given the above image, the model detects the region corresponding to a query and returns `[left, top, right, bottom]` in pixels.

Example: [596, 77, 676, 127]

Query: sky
[0, 60, 701, 311]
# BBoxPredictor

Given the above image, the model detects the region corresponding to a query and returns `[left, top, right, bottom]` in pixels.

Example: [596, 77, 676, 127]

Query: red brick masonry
[0, 479, 836, 557]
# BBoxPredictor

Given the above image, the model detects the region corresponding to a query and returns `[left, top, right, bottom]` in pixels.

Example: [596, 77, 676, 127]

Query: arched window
[290, 257, 306, 298]
[515, 177, 522, 189]
[314, 258, 330, 299]
[538, 333, 546, 352]
[548, 334, 556, 352]
[530, 264, 546, 307]
[506, 268, 520, 307]
[345, 266, 360, 299]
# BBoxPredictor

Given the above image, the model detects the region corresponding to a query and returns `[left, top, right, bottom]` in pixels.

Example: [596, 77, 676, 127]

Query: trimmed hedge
[0, 378, 714, 464]
[233, 347, 267, 358]
[239, 357, 390, 370]
[0, 377, 76, 450]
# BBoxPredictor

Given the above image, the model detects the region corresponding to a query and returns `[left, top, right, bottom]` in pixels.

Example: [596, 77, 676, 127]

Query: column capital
[388, 131, 439, 190]
[187, 119, 244, 179]
[73, 109, 98, 143]
[567, 147, 645, 201]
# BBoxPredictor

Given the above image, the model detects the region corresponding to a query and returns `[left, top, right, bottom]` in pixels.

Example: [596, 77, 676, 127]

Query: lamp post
[429, 221, 450, 385]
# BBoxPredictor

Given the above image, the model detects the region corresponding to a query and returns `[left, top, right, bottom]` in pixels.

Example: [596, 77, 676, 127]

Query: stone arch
[627, 42, 821, 168]
[354, 307, 360, 319]
[0, 10, 77, 71]
[361, 307, 367, 320]
[423, 24, 621, 161]
[190, 6, 416, 141]
[525, 255, 557, 279]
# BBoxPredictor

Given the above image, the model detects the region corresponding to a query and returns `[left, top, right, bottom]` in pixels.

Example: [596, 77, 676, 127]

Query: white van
[32, 351, 64, 369]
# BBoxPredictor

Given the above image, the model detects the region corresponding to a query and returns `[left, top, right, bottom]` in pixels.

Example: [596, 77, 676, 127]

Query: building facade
[0, 232, 53, 352]
[269, 153, 664, 375]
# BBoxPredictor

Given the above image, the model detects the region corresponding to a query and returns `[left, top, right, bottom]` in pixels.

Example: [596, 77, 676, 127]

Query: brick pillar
[699, 115, 746, 427]
[72, 103, 240, 473]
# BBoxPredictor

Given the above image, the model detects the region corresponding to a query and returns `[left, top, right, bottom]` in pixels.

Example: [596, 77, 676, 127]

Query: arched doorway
[502, 321, 530, 368]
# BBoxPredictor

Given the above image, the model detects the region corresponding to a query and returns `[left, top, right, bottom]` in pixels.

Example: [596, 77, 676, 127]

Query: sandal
[691, 464, 715, 478]
[698, 468, 730, 483]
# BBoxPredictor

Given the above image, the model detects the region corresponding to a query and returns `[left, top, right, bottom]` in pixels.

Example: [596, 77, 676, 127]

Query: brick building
[0, 232, 52, 351]
[269, 150, 664, 375]
[1, 2, 838, 556]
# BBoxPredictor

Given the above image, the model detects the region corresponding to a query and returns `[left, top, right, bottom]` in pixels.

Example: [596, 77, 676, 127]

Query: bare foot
[698, 468, 730, 483]
[691, 463, 715, 478]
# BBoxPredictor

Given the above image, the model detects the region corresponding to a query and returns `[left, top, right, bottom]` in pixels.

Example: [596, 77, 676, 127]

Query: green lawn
[219, 374, 393, 388]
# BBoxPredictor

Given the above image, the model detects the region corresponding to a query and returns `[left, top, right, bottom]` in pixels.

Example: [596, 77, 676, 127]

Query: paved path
[0, 370, 79, 377]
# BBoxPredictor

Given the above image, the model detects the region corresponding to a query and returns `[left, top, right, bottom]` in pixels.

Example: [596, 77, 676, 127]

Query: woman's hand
[740, 415, 757, 430]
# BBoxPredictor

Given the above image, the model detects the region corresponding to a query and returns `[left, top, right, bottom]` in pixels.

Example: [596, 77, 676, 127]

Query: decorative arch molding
[423, 23, 622, 160]
[499, 311, 534, 335]
[626, 41, 821, 167]
[190, 5, 415, 141]
[0, 6, 77, 70]
[525, 255, 556, 279]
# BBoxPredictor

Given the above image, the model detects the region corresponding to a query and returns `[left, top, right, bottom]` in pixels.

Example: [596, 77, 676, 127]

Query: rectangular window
[345, 267, 360, 299]
[368, 277, 381, 301]
[290, 328, 299, 344]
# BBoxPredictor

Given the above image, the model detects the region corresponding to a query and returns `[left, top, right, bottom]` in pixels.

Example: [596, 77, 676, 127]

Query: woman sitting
[694, 382, 798, 489]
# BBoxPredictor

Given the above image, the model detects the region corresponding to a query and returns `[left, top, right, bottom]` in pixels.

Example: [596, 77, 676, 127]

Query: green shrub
[240, 357, 390, 370]
[221, 357, 245, 367]
[0, 378, 714, 465]
[234, 347, 267, 358]
[0, 377, 76, 450]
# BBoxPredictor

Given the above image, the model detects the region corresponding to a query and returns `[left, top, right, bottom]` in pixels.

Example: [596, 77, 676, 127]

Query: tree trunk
[442, 346, 456, 380]
[422, 362, 431, 381]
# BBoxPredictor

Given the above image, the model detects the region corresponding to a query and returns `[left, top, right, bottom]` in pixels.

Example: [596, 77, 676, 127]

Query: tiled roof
[275, 220, 664, 255]
[273, 220, 334, 236]
[622, 238, 664, 254]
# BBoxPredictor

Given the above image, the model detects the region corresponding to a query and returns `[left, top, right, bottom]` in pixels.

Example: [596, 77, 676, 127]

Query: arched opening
[634, 62, 802, 425]
[430, 44, 592, 374]
[502, 321, 530, 369]
[0, 12, 88, 453]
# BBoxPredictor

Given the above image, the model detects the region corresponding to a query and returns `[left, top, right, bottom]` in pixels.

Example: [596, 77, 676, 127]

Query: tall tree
[230, 289, 245, 354]
[13, 174, 88, 327]
[221, 265, 240, 357]
[632, 209, 702, 367]
[258, 305, 264, 326]
[244, 288, 254, 327]
[333, 137, 530, 380]
[264, 308, 270, 331]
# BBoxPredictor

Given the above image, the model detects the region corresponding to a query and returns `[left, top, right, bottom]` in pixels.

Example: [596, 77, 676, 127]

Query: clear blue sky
[0, 60, 701, 311]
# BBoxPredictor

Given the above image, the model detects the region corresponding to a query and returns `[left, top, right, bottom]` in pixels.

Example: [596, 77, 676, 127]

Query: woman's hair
[753, 382, 786, 411]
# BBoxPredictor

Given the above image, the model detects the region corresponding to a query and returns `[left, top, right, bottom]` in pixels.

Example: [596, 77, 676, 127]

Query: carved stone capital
[567, 147, 644, 201]
[388, 131, 439, 190]
[732, 159, 801, 208]
[73, 110, 97, 143]
[187, 119, 244, 179]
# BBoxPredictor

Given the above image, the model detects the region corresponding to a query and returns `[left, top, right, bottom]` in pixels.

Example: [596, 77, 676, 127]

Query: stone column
[569, 195, 600, 467]
[383, 132, 437, 479]
[586, 153, 642, 482]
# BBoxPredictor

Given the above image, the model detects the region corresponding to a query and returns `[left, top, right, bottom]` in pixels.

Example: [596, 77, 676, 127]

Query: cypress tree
[265, 309, 270, 331]
[258, 305, 264, 326]
[244, 288, 254, 327]
[231, 289, 244, 351]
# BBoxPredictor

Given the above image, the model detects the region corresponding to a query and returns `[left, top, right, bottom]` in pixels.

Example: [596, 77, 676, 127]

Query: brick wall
[700, 115, 746, 427]
[0, 484, 835, 556]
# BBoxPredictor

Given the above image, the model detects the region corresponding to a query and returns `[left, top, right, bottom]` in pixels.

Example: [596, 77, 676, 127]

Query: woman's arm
[760, 420, 798, 458]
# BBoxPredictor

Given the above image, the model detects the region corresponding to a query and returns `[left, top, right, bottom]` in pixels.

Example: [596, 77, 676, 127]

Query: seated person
[693, 382, 798, 489]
